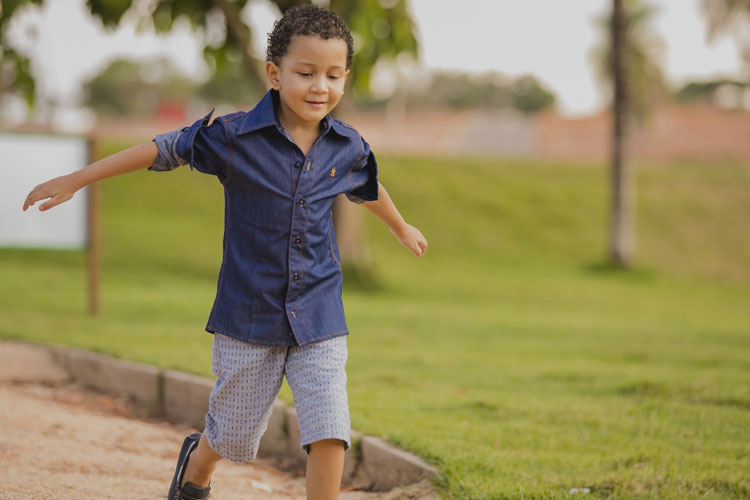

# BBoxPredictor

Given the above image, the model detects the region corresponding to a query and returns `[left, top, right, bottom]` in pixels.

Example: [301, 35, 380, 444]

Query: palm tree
[610, 0, 633, 267]
[594, 0, 665, 267]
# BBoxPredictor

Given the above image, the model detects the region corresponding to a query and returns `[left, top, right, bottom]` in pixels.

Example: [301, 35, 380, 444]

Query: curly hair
[266, 5, 354, 69]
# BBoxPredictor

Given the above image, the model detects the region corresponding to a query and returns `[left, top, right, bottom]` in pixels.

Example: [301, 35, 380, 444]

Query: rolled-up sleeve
[345, 139, 379, 204]
[149, 109, 229, 182]
[150, 128, 187, 171]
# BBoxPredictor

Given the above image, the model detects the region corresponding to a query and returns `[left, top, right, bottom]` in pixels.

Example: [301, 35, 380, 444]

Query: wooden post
[87, 136, 100, 316]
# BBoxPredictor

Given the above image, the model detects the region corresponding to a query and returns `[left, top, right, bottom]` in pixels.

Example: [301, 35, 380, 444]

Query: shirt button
[299, 198, 305, 206]
[291, 310, 297, 318]
[293, 272, 299, 281]
[295, 236, 302, 244]
[294, 161, 301, 168]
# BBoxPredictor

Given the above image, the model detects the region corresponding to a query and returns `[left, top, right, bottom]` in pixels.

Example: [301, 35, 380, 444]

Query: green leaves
[331, 0, 418, 96]
[592, 0, 667, 124]
[1, 0, 419, 109]
[0, 47, 35, 108]
[1, 1, 42, 108]
[86, 0, 133, 28]
[81, 57, 197, 117]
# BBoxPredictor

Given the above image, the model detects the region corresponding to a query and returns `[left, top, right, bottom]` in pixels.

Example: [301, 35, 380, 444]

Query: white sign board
[0, 133, 89, 249]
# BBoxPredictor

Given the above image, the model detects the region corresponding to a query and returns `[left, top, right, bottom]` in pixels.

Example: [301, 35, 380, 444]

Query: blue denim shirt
[150, 90, 378, 346]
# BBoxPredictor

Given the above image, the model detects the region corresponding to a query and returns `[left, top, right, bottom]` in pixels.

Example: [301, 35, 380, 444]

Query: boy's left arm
[362, 182, 428, 258]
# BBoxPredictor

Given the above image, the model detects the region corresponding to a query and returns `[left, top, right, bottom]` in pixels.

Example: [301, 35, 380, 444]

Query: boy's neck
[277, 109, 324, 156]
[277, 106, 324, 135]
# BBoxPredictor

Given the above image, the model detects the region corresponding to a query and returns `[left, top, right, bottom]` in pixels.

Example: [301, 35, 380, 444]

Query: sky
[4, 0, 745, 120]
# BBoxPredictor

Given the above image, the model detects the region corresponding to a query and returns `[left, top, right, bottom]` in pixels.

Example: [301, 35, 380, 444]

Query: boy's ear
[265, 61, 281, 90]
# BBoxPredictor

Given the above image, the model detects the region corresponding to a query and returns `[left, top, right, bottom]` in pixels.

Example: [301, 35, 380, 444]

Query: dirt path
[0, 344, 435, 500]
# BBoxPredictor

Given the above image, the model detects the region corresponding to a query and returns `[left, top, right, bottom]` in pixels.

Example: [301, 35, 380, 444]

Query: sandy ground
[0, 343, 436, 500]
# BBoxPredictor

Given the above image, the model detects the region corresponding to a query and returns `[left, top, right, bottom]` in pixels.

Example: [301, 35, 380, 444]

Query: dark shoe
[167, 433, 212, 500]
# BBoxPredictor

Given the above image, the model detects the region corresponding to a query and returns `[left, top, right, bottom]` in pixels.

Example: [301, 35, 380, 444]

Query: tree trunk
[609, 0, 635, 267]
[332, 194, 373, 286]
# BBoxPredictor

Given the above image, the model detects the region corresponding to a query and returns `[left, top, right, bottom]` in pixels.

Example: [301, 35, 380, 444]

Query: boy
[23, 5, 427, 500]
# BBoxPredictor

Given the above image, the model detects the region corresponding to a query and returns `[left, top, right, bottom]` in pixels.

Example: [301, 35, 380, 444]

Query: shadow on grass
[582, 260, 658, 282]
[341, 262, 384, 292]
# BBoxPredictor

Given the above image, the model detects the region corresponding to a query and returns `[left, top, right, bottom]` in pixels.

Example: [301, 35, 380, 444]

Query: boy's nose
[310, 76, 328, 93]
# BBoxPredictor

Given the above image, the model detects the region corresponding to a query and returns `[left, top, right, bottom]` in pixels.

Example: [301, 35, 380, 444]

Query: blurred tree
[510, 75, 557, 113]
[360, 71, 556, 113]
[82, 57, 197, 117]
[1, 0, 417, 108]
[610, 0, 634, 267]
[674, 78, 750, 108]
[701, 0, 750, 82]
[328, 0, 417, 98]
[197, 57, 263, 107]
[592, 0, 666, 124]
[0, 1, 41, 108]
[410, 71, 512, 109]
[593, 0, 664, 268]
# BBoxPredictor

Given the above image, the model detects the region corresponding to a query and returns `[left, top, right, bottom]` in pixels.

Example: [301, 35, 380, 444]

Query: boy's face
[265, 34, 349, 129]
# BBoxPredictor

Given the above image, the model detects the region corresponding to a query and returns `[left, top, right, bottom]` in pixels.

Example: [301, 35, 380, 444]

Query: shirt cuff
[345, 192, 367, 204]
[149, 128, 188, 171]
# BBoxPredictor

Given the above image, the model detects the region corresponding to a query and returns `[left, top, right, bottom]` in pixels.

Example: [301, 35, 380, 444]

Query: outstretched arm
[23, 141, 158, 212]
[362, 182, 428, 258]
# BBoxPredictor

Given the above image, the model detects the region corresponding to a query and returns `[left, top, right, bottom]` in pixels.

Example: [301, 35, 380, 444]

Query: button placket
[287, 143, 321, 338]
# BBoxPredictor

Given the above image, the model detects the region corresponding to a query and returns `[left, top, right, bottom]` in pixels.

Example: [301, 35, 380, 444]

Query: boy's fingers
[39, 199, 57, 211]
[413, 240, 425, 257]
[23, 191, 41, 211]
[39, 193, 70, 211]
[23, 188, 50, 211]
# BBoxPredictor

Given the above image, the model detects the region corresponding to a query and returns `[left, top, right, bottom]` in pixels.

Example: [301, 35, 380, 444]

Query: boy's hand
[391, 223, 428, 257]
[23, 174, 80, 212]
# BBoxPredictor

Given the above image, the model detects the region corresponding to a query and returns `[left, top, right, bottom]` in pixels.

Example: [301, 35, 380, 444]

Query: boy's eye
[298, 72, 312, 77]
[328, 75, 341, 80]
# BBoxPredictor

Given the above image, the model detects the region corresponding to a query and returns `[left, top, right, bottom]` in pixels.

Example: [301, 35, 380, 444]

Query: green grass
[1, 143, 748, 499]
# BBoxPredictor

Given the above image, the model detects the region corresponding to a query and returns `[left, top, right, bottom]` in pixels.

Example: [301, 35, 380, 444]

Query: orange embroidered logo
[330, 167, 336, 177]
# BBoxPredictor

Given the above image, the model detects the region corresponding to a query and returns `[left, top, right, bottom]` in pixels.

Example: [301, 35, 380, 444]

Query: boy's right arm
[23, 141, 158, 212]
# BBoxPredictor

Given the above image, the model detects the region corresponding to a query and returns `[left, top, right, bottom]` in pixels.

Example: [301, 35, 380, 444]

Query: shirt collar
[237, 89, 278, 135]
[237, 89, 360, 141]
[327, 117, 360, 140]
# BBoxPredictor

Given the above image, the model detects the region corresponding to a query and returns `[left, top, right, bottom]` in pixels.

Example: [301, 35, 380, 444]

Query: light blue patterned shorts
[204, 333, 350, 463]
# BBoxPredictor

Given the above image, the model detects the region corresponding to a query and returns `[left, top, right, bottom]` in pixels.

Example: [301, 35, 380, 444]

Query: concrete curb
[4, 341, 437, 491]
[50, 346, 161, 409]
[162, 370, 214, 429]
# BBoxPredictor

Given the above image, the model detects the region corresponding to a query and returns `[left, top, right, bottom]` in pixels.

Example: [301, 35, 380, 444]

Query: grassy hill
[1, 143, 748, 499]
